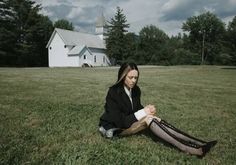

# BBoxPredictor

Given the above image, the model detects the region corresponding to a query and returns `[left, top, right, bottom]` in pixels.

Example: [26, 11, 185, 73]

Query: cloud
[160, 0, 236, 21]
[214, 0, 236, 18]
[33, 0, 236, 36]
[67, 5, 103, 33]
[34, 0, 65, 6]
[43, 4, 75, 21]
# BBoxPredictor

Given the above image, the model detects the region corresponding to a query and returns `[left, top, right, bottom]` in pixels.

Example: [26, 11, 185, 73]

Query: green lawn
[0, 66, 236, 164]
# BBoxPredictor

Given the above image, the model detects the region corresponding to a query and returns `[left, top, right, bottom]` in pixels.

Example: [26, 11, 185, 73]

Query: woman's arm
[105, 88, 137, 129]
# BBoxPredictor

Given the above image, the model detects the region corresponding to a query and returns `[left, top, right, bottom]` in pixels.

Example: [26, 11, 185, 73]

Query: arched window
[84, 55, 86, 59]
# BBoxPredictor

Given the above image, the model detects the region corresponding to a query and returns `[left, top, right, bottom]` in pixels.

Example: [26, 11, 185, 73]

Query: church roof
[46, 28, 105, 49]
[67, 45, 92, 56]
[67, 45, 85, 55]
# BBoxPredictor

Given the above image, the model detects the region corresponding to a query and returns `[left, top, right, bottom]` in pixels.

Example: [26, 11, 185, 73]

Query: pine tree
[0, 0, 17, 66]
[105, 7, 129, 65]
[0, 0, 53, 66]
[54, 19, 74, 30]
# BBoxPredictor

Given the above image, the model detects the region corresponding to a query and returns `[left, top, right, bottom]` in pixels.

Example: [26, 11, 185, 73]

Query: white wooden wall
[48, 32, 110, 67]
[48, 33, 79, 67]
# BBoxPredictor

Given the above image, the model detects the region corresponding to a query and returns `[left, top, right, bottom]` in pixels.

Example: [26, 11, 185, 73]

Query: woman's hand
[144, 104, 156, 115]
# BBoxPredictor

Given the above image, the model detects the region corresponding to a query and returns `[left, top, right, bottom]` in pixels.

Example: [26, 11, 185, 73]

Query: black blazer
[99, 85, 144, 130]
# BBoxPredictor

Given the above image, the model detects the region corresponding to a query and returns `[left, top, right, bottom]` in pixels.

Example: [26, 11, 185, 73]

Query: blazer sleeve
[105, 88, 137, 129]
[135, 86, 144, 110]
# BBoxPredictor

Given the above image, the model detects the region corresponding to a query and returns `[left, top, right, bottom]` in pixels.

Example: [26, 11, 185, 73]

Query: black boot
[149, 118, 204, 156]
[160, 119, 207, 146]
[201, 140, 218, 158]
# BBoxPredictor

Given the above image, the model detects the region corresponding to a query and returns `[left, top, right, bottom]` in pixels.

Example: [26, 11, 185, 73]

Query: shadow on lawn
[118, 129, 203, 158]
[117, 129, 177, 151]
[141, 129, 178, 150]
[221, 67, 236, 70]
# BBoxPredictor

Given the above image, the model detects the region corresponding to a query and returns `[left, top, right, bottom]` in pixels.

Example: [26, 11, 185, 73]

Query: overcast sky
[33, 0, 236, 36]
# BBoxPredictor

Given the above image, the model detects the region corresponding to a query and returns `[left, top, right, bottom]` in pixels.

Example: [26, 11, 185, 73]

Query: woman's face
[124, 69, 138, 89]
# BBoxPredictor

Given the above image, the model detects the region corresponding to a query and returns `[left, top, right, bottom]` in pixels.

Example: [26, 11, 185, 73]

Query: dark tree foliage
[182, 12, 226, 64]
[0, 0, 53, 66]
[138, 25, 169, 65]
[0, 0, 17, 66]
[34, 15, 54, 66]
[54, 19, 74, 30]
[225, 16, 236, 65]
[166, 34, 200, 65]
[123, 32, 139, 63]
[105, 7, 129, 65]
[1, 2, 235, 67]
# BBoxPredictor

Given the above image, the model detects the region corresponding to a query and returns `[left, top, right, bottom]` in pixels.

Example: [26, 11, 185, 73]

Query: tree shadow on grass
[102, 127, 202, 157]
[117, 129, 177, 150]
[221, 67, 236, 70]
[130, 129, 198, 156]
[141, 129, 177, 149]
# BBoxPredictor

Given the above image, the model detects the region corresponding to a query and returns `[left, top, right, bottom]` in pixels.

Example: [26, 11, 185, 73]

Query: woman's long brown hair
[112, 62, 139, 87]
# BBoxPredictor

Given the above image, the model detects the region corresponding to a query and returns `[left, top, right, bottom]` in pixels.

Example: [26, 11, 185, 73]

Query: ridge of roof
[67, 45, 93, 56]
[47, 28, 105, 49]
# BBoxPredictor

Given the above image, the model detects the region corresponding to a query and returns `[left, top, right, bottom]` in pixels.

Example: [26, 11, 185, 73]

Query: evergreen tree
[31, 15, 53, 66]
[105, 7, 129, 65]
[0, 0, 53, 66]
[0, 0, 17, 66]
[11, 0, 39, 66]
[54, 19, 74, 30]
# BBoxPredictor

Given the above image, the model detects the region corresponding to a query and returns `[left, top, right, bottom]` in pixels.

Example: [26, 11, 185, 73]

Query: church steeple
[95, 13, 106, 40]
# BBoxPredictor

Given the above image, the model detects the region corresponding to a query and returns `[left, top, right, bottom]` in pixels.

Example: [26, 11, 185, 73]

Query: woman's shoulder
[134, 85, 141, 91]
[107, 85, 141, 96]
[133, 85, 141, 96]
[105, 86, 123, 101]
[108, 85, 123, 95]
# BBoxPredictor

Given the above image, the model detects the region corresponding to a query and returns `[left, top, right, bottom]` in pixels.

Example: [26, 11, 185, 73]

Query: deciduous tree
[138, 25, 169, 64]
[182, 12, 225, 64]
[226, 16, 236, 65]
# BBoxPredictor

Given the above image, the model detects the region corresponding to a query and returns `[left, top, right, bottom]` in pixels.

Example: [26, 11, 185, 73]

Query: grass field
[0, 66, 236, 164]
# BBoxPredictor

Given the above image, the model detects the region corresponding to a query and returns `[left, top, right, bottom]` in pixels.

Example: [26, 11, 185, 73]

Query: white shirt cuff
[134, 109, 147, 120]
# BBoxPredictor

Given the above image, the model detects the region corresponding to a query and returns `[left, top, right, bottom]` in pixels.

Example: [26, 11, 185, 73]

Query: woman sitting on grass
[98, 62, 217, 157]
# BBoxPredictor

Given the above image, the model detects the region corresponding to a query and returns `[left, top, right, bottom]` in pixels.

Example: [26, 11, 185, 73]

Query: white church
[46, 15, 111, 67]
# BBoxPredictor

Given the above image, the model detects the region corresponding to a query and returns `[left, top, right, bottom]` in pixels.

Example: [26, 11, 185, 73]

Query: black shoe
[199, 140, 217, 158]
[207, 140, 217, 148]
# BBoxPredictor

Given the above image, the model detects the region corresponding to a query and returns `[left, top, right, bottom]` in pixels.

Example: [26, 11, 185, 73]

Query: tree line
[0, 0, 73, 67]
[106, 7, 236, 66]
[0, 1, 235, 67]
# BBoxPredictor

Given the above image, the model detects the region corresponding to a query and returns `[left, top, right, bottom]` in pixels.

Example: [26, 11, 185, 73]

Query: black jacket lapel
[120, 87, 133, 111]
